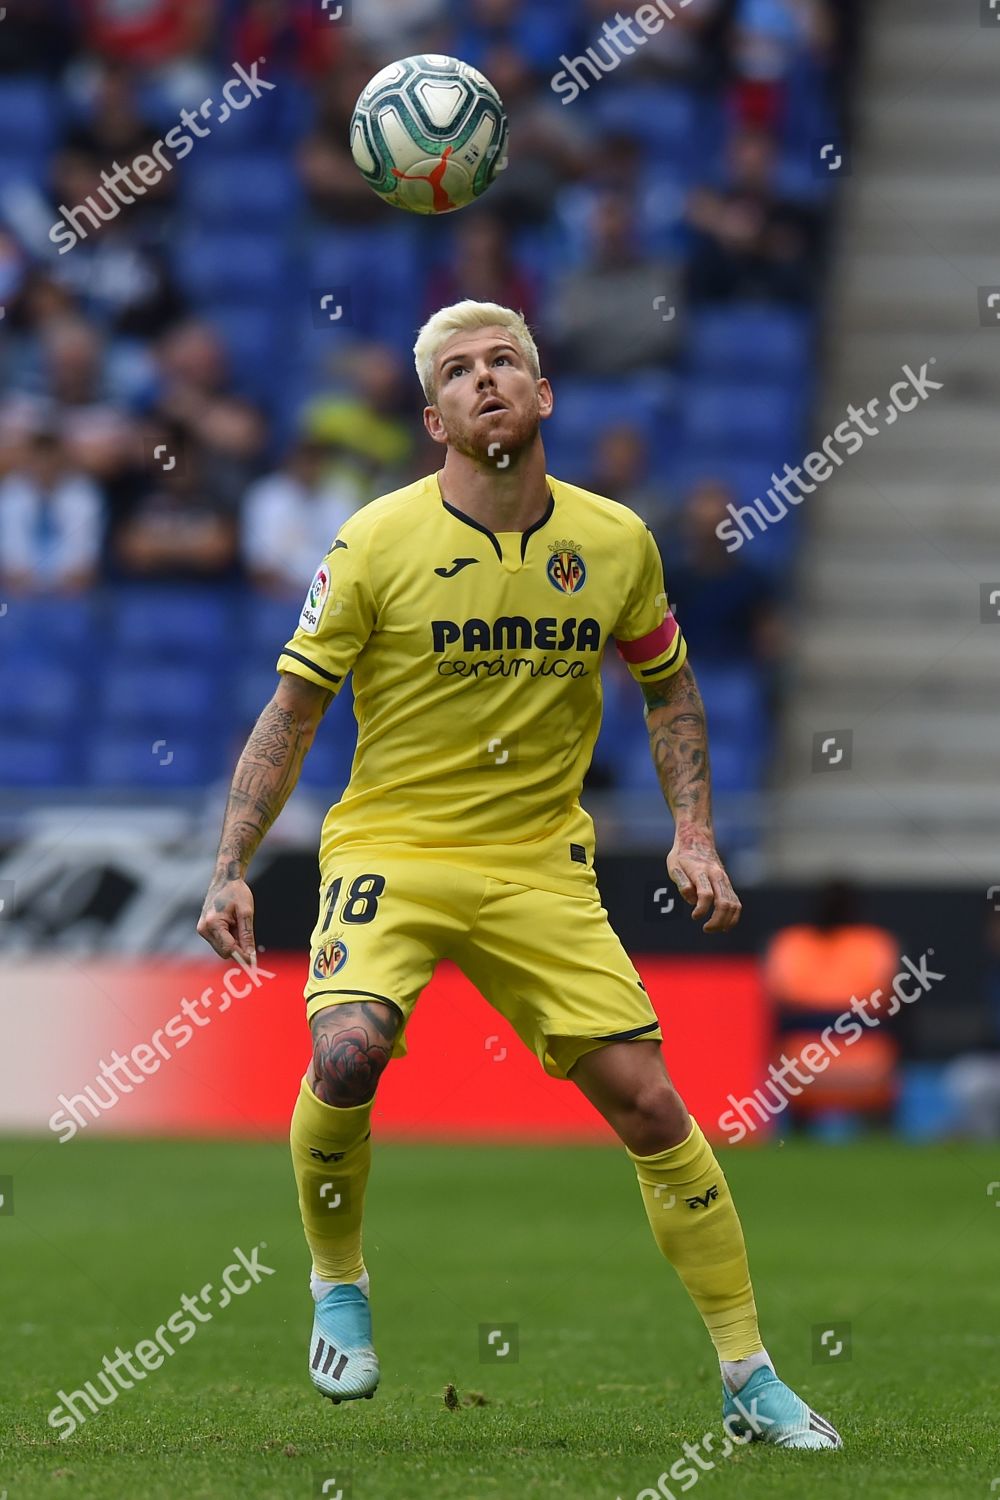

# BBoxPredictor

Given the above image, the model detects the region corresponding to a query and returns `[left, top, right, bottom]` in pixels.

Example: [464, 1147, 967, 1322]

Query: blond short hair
[413, 299, 541, 403]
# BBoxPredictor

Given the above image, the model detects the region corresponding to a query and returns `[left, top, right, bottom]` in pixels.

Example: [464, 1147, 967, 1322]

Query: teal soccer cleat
[309, 1284, 380, 1403]
[722, 1366, 842, 1449]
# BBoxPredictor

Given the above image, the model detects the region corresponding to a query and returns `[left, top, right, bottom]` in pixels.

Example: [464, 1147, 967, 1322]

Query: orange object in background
[764, 881, 901, 1118]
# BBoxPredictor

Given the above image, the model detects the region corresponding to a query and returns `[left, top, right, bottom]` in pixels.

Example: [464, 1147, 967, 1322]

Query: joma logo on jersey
[685, 1186, 719, 1209]
[312, 939, 348, 980]
[546, 539, 586, 594]
[431, 616, 601, 652]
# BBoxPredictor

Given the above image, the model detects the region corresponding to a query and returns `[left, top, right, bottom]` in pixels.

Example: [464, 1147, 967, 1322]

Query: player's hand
[197, 871, 256, 963]
[667, 832, 741, 933]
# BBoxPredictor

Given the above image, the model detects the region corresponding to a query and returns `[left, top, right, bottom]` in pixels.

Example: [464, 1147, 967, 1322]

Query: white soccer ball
[349, 53, 508, 215]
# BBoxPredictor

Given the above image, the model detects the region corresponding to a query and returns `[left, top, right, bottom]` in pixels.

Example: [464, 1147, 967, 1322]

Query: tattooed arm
[197, 672, 334, 961]
[642, 661, 741, 933]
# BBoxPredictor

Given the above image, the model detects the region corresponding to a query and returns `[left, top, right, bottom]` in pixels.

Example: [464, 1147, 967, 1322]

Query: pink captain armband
[614, 610, 680, 665]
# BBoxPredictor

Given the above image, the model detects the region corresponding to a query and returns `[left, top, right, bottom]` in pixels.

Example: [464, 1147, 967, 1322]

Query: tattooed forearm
[210, 689, 331, 888]
[641, 662, 713, 831]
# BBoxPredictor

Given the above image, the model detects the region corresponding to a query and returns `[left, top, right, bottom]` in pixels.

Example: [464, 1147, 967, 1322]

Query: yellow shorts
[303, 856, 662, 1080]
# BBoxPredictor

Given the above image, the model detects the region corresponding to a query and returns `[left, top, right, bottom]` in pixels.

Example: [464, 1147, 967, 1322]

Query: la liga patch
[299, 564, 330, 634]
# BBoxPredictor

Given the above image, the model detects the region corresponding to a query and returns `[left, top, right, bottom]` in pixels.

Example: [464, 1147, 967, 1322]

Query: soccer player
[197, 301, 841, 1450]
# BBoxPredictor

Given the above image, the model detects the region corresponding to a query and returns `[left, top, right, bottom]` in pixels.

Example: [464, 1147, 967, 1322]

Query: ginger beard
[436, 389, 542, 467]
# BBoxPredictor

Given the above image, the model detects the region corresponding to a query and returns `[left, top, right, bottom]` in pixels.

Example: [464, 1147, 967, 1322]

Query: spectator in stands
[664, 480, 783, 666]
[0, 425, 104, 594]
[151, 319, 267, 506]
[112, 422, 238, 582]
[684, 127, 822, 304]
[764, 879, 901, 1135]
[62, 61, 177, 217]
[0, 0, 79, 75]
[546, 190, 680, 374]
[0, 316, 138, 486]
[75, 0, 216, 103]
[473, 43, 589, 226]
[242, 435, 366, 598]
[349, 0, 449, 49]
[298, 47, 396, 224]
[582, 424, 672, 541]
[579, 0, 729, 87]
[424, 212, 539, 329]
[729, 0, 835, 131]
[451, 0, 580, 75]
[231, 0, 340, 80]
[303, 343, 414, 497]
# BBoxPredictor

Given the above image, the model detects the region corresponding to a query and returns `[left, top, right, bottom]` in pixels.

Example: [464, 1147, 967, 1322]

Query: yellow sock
[289, 1075, 372, 1283]
[628, 1117, 764, 1361]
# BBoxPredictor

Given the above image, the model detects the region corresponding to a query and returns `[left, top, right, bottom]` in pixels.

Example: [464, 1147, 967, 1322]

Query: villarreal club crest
[313, 937, 349, 982]
[546, 539, 586, 595]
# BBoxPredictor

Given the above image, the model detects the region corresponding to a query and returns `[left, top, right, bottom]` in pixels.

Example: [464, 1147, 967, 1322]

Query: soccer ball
[349, 54, 508, 215]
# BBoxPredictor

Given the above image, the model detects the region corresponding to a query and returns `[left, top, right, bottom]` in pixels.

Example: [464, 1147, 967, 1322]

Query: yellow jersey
[277, 471, 687, 896]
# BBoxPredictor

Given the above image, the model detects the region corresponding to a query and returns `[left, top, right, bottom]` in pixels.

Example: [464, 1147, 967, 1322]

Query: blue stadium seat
[206, 305, 288, 402]
[0, 79, 60, 155]
[173, 232, 292, 304]
[100, 662, 223, 729]
[243, 594, 301, 655]
[591, 86, 698, 164]
[680, 380, 808, 455]
[85, 732, 221, 788]
[235, 664, 282, 723]
[687, 306, 814, 380]
[0, 733, 75, 787]
[0, 595, 99, 666]
[0, 663, 83, 728]
[108, 588, 237, 655]
[180, 153, 302, 226]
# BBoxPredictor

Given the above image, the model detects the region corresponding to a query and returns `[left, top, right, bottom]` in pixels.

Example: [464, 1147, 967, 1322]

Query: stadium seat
[680, 380, 808, 456]
[108, 588, 238, 655]
[180, 153, 302, 226]
[206, 305, 288, 403]
[591, 86, 698, 166]
[0, 733, 75, 787]
[242, 594, 301, 655]
[100, 662, 224, 730]
[0, 663, 83, 728]
[173, 231, 292, 305]
[85, 732, 222, 789]
[0, 595, 99, 661]
[687, 306, 814, 380]
[0, 79, 60, 156]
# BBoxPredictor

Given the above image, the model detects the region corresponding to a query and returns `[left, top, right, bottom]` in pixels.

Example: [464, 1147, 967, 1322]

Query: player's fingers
[197, 908, 239, 960]
[667, 861, 696, 905]
[690, 870, 715, 920]
[235, 896, 256, 966]
[703, 870, 742, 933]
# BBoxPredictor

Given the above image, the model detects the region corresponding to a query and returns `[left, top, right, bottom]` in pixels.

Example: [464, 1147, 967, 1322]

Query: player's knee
[310, 1001, 400, 1106]
[624, 1080, 689, 1155]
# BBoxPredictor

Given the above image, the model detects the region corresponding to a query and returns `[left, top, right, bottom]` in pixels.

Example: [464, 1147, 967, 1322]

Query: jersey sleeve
[276, 529, 376, 692]
[613, 524, 687, 684]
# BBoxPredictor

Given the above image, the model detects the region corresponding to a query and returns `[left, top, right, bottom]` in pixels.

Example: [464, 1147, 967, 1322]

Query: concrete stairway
[766, 0, 1000, 883]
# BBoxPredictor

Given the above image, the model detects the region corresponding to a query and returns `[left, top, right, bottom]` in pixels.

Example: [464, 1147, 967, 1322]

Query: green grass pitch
[2, 1135, 997, 1499]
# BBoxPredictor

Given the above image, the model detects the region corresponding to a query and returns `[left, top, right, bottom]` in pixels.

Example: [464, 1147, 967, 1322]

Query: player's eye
[447, 364, 465, 378]
[493, 355, 510, 366]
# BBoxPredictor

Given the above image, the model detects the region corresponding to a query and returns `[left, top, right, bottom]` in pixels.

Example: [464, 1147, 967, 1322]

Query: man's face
[424, 325, 552, 462]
